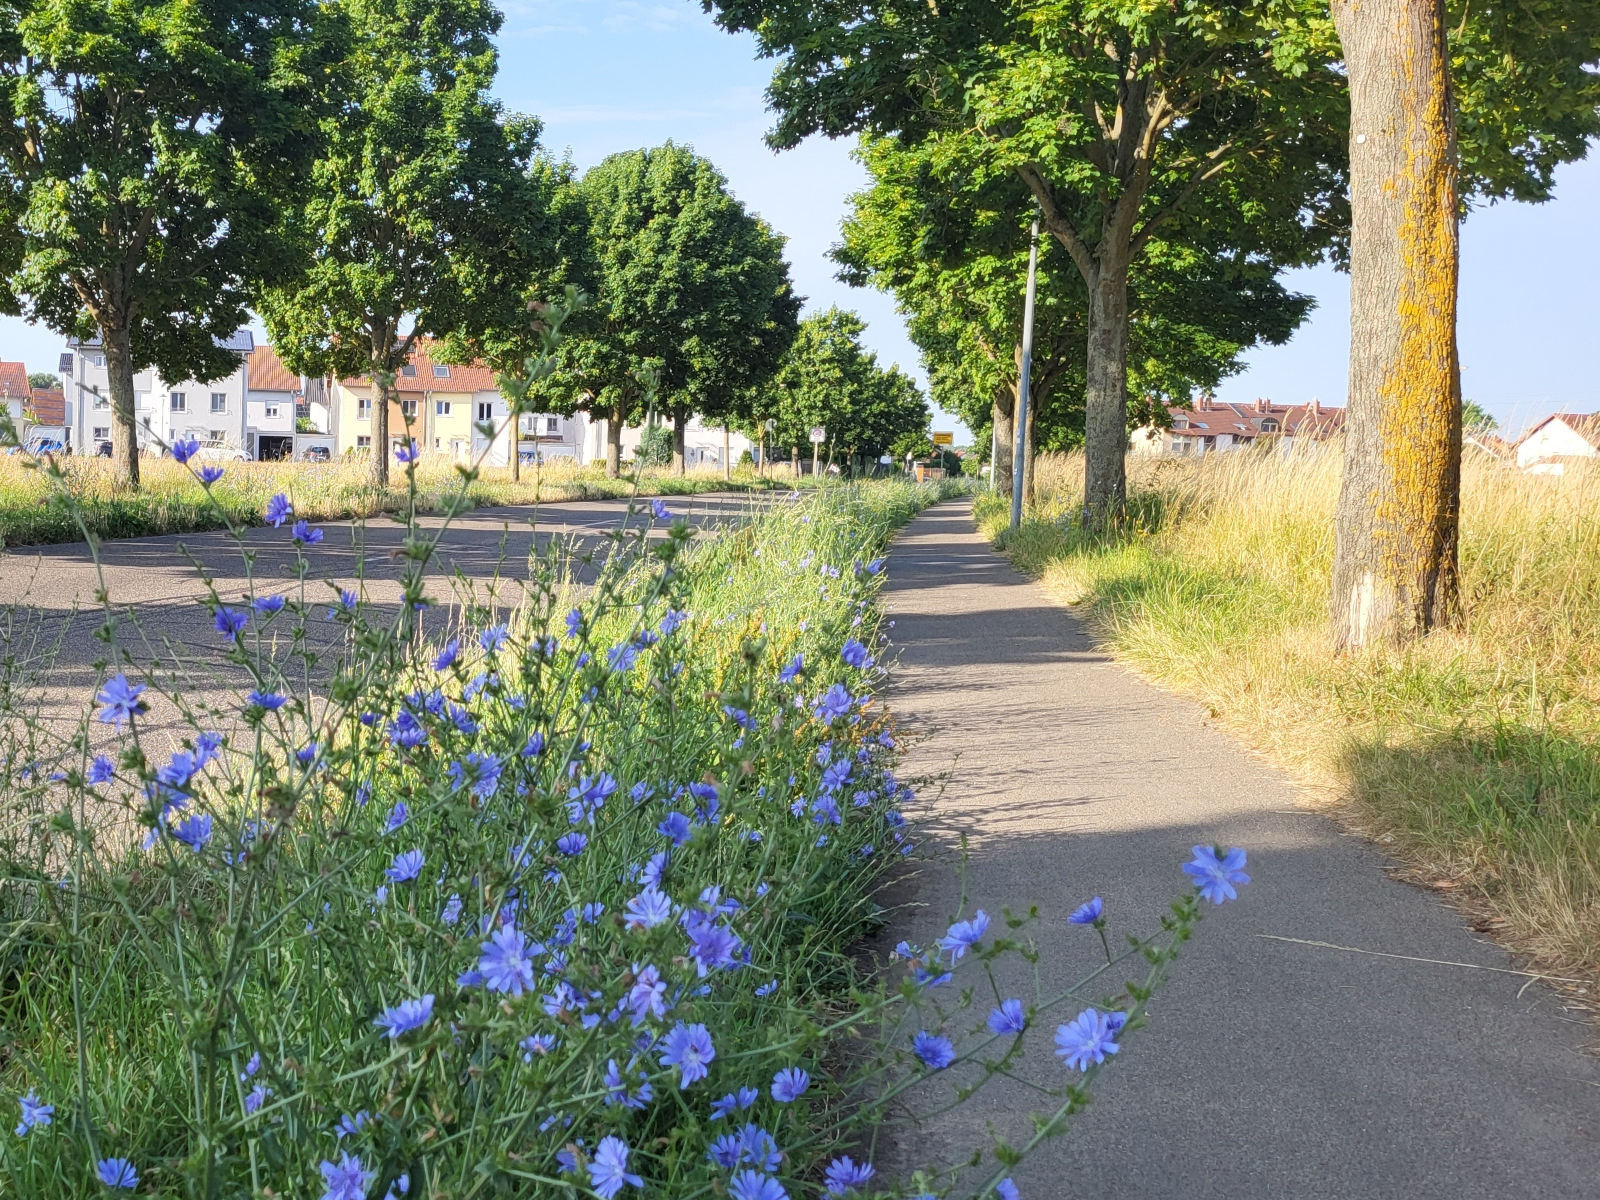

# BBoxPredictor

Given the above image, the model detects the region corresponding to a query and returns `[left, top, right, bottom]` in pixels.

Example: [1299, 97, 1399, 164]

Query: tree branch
[1015, 164, 1097, 285]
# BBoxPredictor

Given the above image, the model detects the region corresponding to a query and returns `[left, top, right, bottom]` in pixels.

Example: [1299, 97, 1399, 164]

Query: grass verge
[0, 454, 842, 547]
[979, 450, 1600, 989]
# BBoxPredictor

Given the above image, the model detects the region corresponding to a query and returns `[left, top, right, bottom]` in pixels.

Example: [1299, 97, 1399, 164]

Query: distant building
[1131, 395, 1345, 456]
[329, 341, 584, 466]
[1512, 413, 1600, 475]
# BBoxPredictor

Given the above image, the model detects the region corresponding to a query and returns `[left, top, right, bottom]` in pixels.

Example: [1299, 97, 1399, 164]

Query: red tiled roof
[1517, 412, 1600, 453]
[0, 361, 29, 404]
[1168, 399, 1346, 440]
[341, 339, 499, 393]
[28, 387, 65, 424]
[248, 345, 301, 393]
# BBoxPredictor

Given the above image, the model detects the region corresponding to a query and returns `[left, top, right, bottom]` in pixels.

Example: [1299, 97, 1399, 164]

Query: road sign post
[809, 426, 825, 477]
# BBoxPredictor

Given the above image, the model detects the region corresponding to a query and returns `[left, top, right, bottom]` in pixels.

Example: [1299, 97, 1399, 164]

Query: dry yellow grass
[979, 447, 1600, 985]
[0, 453, 793, 546]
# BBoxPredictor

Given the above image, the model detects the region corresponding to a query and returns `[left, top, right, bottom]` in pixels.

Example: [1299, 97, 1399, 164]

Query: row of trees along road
[834, 134, 1312, 504]
[0, 2, 856, 490]
[707, 0, 1600, 646]
[759, 307, 928, 474]
[527, 144, 801, 478]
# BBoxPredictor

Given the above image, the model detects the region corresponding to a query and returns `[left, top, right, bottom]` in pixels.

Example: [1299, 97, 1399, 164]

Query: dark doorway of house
[257, 435, 293, 461]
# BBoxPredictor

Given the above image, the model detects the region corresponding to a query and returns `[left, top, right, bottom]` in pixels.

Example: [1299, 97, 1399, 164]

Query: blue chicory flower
[1067, 896, 1104, 924]
[264, 493, 293, 527]
[291, 519, 324, 545]
[170, 437, 200, 463]
[987, 999, 1027, 1035]
[15, 1090, 52, 1135]
[823, 1156, 875, 1196]
[770, 1067, 809, 1102]
[840, 639, 874, 669]
[938, 910, 989, 961]
[95, 674, 146, 728]
[214, 606, 249, 641]
[812, 683, 855, 723]
[1054, 1007, 1121, 1070]
[659, 1022, 715, 1088]
[912, 1031, 955, 1069]
[200, 465, 225, 484]
[710, 1086, 760, 1119]
[97, 1158, 139, 1189]
[478, 926, 539, 996]
[246, 690, 287, 711]
[373, 994, 434, 1038]
[589, 1136, 644, 1199]
[1183, 845, 1250, 904]
[318, 1152, 374, 1200]
[385, 849, 424, 882]
[625, 886, 672, 930]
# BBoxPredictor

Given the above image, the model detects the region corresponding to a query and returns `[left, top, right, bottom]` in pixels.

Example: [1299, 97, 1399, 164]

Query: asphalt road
[878, 499, 1600, 1199]
[0, 491, 771, 735]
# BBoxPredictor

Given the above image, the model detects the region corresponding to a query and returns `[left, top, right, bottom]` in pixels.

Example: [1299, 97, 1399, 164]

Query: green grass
[981, 450, 1600, 985]
[0, 479, 966, 1195]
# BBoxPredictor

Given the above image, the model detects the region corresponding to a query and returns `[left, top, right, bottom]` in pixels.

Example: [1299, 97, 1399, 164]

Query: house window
[477, 401, 493, 421]
[435, 400, 451, 416]
[356, 435, 371, 449]
[1260, 419, 1279, 433]
[357, 396, 371, 420]
[1173, 416, 1189, 429]
[209, 429, 226, 442]
[169, 391, 187, 412]
[432, 364, 450, 378]
[93, 391, 108, 409]
[546, 416, 558, 434]
[434, 437, 441, 449]
[92, 426, 109, 441]
[90, 354, 105, 367]
[400, 364, 417, 377]
[400, 398, 417, 419]
[210, 392, 227, 413]
[265, 403, 281, 419]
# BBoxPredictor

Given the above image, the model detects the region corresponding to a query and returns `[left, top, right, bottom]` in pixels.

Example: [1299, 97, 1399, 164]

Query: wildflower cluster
[0, 430, 1245, 1199]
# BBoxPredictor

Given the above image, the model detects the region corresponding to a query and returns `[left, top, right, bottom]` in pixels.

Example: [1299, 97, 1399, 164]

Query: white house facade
[1513, 414, 1600, 475]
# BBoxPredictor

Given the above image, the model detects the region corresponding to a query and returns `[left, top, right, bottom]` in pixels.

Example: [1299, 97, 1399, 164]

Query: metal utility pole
[1010, 204, 1041, 533]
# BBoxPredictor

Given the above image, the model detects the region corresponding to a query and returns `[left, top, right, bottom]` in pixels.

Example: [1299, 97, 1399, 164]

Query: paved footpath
[881, 500, 1600, 1199]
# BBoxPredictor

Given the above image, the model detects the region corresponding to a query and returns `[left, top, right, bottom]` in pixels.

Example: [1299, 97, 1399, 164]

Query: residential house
[62, 332, 257, 454]
[1131, 395, 1345, 457]
[0, 360, 31, 427]
[245, 345, 300, 460]
[1512, 413, 1600, 475]
[329, 341, 585, 466]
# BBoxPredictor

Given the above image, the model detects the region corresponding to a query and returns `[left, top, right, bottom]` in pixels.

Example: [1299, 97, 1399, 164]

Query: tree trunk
[1329, 0, 1462, 649]
[605, 405, 624, 478]
[1083, 266, 1129, 525]
[671, 409, 687, 475]
[371, 375, 390, 487]
[102, 319, 141, 491]
[992, 380, 1014, 493]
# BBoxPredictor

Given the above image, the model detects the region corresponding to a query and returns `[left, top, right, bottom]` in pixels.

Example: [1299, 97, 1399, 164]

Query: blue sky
[3, 0, 1595, 442]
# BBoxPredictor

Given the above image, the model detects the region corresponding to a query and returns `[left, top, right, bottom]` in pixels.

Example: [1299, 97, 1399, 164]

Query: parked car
[192, 440, 250, 462]
[298, 445, 332, 463]
[95, 440, 113, 457]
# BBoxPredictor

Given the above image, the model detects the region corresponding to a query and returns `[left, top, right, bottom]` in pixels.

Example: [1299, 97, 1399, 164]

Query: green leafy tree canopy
[260, 0, 550, 485]
[0, 0, 340, 487]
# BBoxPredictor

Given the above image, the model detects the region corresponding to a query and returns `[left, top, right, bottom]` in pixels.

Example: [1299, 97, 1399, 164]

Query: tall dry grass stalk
[981, 446, 1600, 982]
